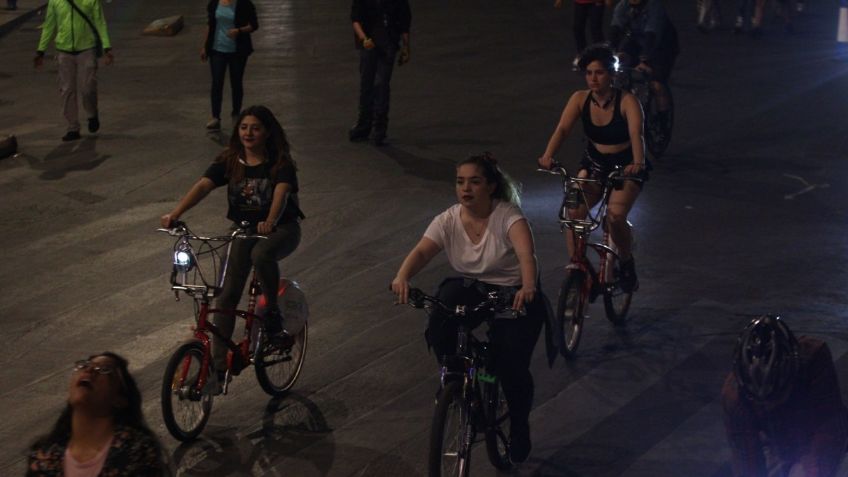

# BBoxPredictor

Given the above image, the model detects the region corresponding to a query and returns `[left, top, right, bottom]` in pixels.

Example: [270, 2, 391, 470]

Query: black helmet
[733, 315, 800, 402]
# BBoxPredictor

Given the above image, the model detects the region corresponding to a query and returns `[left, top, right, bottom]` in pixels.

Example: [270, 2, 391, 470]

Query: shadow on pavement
[170, 392, 334, 476]
[24, 136, 110, 181]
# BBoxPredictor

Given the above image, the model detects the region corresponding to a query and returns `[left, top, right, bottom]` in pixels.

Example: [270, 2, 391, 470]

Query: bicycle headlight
[173, 244, 195, 273]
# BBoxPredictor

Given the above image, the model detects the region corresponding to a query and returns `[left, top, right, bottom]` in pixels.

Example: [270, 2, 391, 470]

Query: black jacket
[350, 0, 411, 50]
[205, 0, 259, 56]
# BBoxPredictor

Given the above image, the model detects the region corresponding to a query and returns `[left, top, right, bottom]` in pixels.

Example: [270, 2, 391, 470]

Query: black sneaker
[619, 257, 639, 293]
[509, 425, 531, 463]
[264, 307, 284, 335]
[88, 116, 100, 133]
[348, 125, 371, 142]
[371, 132, 386, 146]
[61, 131, 81, 142]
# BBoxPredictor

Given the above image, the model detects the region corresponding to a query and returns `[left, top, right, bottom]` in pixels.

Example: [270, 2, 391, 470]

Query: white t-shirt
[424, 200, 527, 287]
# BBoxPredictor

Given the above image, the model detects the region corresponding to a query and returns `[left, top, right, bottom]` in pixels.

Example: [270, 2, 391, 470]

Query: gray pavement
[2, 0, 848, 476]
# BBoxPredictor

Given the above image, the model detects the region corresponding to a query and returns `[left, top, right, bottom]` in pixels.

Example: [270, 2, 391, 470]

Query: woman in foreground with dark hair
[391, 152, 545, 463]
[27, 352, 165, 476]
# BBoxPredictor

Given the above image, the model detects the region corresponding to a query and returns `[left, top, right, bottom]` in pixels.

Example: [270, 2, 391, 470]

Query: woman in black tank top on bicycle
[538, 44, 648, 292]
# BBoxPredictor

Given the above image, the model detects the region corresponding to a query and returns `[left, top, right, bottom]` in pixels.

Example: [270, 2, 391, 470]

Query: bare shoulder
[619, 90, 641, 108]
[567, 89, 590, 110]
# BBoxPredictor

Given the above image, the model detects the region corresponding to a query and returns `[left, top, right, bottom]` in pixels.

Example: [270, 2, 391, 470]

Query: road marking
[783, 173, 830, 200]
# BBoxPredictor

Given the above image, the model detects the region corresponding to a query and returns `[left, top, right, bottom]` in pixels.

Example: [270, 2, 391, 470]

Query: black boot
[372, 114, 388, 146]
[348, 111, 372, 142]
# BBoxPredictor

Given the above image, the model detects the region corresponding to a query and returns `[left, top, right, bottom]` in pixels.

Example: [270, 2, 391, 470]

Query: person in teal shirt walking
[34, 0, 113, 142]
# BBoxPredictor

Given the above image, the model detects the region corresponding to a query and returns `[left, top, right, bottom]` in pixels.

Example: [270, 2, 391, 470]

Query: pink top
[63, 437, 113, 477]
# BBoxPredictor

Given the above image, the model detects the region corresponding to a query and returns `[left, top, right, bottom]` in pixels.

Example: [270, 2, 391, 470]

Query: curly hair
[577, 43, 617, 73]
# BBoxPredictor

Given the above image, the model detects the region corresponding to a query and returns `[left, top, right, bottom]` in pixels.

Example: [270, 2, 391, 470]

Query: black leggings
[427, 278, 544, 431]
[209, 51, 248, 119]
[573, 2, 605, 54]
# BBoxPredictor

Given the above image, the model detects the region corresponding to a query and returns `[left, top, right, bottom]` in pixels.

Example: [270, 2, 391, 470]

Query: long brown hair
[216, 105, 296, 184]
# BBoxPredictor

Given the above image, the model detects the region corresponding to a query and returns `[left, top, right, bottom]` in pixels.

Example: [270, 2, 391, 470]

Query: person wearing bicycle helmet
[609, 0, 677, 129]
[538, 44, 646, 292]
[391, 153, 545, 463]
[160, 105, 304, 382]
[722, 315, 848, 476]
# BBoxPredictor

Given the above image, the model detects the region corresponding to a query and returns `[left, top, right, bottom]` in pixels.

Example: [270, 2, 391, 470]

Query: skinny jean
[212, 221, 300, 371]
[209, 50, 248, 119]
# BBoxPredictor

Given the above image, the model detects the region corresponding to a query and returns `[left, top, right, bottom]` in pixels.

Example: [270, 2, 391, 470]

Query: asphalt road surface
[1, 0, 848, 475]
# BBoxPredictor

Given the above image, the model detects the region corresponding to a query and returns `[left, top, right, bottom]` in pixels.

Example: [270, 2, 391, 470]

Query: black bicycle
[614, 66, 674, 159]
[404, 288, 517, 477]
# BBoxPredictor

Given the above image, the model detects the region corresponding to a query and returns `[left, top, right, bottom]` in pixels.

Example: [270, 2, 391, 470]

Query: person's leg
[250, 222, 301, 312]
[57, 53, 81, 135]
[427, 278, 482, 363]
[573, 3, 590, 56]
[208, 52, 227, 122]
[78, 49, 99, 130]
[589, 2, 606, 44]
[350, 49, 378, 140]
[228, 53, 248, 118]
[371, 46, 397, 145]
[606, 181, 641, 291]
[212, 238, 254, 371]
[489, 298, 544, 462]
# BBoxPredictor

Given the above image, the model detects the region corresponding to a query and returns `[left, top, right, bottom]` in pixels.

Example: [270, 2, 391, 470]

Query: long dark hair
[216, 105, 296, 184]
[457, 152, 521, 206]
[30, 352, 155, 448]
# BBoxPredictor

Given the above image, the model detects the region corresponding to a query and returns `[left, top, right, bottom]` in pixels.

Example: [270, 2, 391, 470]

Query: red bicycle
[157, 221, 308, 441]
[539, 164, 641, 359]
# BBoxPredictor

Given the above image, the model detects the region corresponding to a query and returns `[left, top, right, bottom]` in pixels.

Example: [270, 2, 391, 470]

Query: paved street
[2, 0, 848, 475]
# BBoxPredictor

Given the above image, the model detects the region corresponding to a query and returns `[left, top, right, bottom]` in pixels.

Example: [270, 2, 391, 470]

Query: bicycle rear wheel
[645, 83, 674, 158]
[557, 270, 587, 359]
[483, 380, 512, 470]
[255, 321, 308, 397]
[603, 251, 634, 326]
[161, 342, 213, 441]
[430, 381, 472, 477]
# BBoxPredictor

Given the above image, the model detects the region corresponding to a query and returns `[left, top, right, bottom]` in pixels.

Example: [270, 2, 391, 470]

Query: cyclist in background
[609, 0, 678, 131]
[722, 315, 848, 477]
[391, 153, 545, 464]
[160, 105, 304, 385]
[538, 45, 647, 293]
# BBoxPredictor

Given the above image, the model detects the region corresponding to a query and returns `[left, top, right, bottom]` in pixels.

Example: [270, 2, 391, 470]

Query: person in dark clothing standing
[202, 0, 258, 131]
[349, 0, 411, 146]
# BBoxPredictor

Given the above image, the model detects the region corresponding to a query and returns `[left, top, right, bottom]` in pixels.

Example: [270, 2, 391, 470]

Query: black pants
[427, 278, 544, 432]
[209, 51, 248, 119]
[357, 46, 397, 132]
[573, 2, 605, 54]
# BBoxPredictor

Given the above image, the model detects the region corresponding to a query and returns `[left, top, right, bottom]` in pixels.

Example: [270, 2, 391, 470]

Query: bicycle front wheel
[161, 342, 213, 441]
[430, 381, 473, 477]
[483, 380, 512, 471]
[255, 321, 308, 397]
[603, 252, 634, 326]
[557, 270, 587, 359]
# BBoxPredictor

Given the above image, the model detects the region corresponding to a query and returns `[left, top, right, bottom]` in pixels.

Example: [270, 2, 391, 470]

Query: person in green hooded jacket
[34, 0, 113, 142]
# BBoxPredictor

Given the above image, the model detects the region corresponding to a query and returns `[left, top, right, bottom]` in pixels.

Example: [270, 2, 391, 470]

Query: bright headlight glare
[175, 251, 191, 266]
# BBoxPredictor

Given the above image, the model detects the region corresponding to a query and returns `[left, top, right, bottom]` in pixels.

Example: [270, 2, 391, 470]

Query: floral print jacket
[27, 425, 165, 477]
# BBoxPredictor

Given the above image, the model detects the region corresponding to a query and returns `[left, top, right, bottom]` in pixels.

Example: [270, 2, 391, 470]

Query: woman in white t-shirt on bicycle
[391, 152, 544, 464]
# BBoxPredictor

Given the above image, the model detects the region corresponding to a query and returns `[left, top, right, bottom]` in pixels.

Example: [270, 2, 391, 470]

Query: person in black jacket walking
[202, 0, 258, 130]
[349, 0, 411, 146]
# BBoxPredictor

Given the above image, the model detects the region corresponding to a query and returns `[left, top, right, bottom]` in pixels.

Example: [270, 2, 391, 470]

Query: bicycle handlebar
[156, 220, 269, 241]
[405, 287, 520, 318]
[536, 162, 644, 184]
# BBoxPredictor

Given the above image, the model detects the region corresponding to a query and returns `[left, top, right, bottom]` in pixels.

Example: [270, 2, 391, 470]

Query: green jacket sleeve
[37, 0, 57, 53]
[92, 0, 111, 49]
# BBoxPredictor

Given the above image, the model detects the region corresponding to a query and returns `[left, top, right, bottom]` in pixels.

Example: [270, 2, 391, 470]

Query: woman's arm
[539, 91, 584, 169]
[391, 237, 441, 304]
[508, 219, 537, 310]
[160, 178, 217, 227]
[621, 93, 646, 176]
[257, 182, 292, 234]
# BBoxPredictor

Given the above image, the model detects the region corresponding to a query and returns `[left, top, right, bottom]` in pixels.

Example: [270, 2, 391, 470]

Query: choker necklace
[590, 90, 615, 109]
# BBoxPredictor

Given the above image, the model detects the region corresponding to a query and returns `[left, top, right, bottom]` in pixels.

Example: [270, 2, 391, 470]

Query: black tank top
[581, 89, 630, 146]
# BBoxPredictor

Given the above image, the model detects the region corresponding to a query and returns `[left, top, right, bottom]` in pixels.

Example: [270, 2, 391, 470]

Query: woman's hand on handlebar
[160, 213, 179, 228]
[391, 277, 410, 305]
[623, 163, 645, 177]
[257, 221, 275, 235]
[513, 287, 535, 312]
[537, 156, 555, 170]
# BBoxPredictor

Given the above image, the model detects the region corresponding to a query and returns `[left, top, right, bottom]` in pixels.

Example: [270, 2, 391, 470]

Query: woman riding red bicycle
[160, 104, 304, 385]
[538, 44, 648, 292]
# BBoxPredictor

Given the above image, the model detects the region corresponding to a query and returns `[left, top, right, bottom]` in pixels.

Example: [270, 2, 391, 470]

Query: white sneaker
[571, 55, 580, 71]
[206, 117, 221, 130]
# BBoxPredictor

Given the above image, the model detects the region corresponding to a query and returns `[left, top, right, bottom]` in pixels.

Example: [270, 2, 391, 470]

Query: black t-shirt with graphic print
[203, 160, 301, 226]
